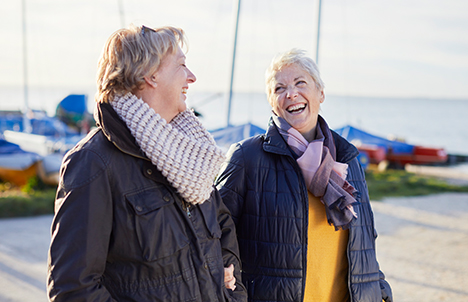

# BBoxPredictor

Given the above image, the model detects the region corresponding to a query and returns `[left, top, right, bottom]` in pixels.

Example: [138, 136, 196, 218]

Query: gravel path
[0, 192, 467, 301]
[0, 215, 51, 302]
[372, 192, 468, 302]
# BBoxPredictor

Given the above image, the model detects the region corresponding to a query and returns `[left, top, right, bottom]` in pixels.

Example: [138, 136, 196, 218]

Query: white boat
[0, 139, 41, 186]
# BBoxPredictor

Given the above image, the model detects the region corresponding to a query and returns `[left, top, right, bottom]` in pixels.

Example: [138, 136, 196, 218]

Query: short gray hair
[265, 48, 324, 103]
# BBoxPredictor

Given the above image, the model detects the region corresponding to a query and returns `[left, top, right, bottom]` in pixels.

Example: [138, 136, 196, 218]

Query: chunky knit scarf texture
[273, 114, 358, 230]
[112, 93, 225, 205]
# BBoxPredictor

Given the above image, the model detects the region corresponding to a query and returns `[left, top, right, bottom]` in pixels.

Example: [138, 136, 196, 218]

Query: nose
[187, 68, 196, 84]
[286, 86, 298, 99]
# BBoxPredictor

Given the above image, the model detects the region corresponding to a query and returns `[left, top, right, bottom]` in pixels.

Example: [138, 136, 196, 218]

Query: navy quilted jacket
[215, 119, 392, 302]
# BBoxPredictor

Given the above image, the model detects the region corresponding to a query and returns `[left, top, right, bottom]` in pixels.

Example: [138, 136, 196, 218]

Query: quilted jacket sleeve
[215, 143, 247, 227]
[351, 158, 393, 302]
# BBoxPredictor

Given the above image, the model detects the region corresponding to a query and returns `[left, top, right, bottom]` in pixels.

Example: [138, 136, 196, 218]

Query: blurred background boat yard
[0, 0, 468, 301]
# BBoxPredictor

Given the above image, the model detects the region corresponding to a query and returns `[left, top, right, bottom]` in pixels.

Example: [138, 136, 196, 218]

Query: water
[2, 87, 467, 168]
[190, 92, 468, 174]
[191, 92, 468, 154]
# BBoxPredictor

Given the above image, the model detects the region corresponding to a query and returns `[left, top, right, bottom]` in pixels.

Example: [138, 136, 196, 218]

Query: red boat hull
[357, 145, 447, 166]
[357, 144, 386, 164]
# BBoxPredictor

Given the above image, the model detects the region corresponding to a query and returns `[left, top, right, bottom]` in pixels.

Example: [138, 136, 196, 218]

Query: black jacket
[215, 118, 392, 302]
[47, 102, 247, 302]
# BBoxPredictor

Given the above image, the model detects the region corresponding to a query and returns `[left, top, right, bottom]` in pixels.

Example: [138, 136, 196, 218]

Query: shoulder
[230, 134, 265, 151]
[225, 134, 266, 163]
[59, 129, 116, 190]
[332, 130, 359, 164]
[216, 135, 268, 188]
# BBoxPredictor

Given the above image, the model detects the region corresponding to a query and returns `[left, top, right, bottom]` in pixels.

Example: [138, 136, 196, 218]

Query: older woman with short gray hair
[216, 48, 392, 302]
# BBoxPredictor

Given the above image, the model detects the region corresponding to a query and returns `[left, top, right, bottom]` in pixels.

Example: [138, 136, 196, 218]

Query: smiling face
[269, 63, 324, 141]
[146, 46, 196, 122]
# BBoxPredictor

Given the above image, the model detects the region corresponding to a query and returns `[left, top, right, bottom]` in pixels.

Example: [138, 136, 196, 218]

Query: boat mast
[117, 0, 125, 28]
[226, 0, 319, 126]
[22, 0, 31, 133]
[227, 0, 241, 127]
[315, 0, 322, 65]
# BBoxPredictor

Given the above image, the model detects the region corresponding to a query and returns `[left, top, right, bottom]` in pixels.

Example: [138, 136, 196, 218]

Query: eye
[296, 80, 306, 86]
[274, 86, 285, 93]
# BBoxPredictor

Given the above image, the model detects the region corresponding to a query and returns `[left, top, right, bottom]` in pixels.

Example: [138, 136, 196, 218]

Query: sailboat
[210, 0, 323, 150]
[0, 1, 86, 186]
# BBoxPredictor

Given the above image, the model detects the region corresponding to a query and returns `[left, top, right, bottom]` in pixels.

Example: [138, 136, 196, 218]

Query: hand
[224, 264, 236, 290]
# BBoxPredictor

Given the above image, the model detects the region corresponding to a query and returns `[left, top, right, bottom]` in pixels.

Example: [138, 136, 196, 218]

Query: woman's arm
[215, 143, 247, 225]
[47, 149, 115, 302]
[213, 187, 247, 301]
[215, 143, 250, 301]
[352, 158, 393, 302]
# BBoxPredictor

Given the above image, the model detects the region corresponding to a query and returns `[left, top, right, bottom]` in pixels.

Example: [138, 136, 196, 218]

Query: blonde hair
[265, 48, 324, 104]
[96, 24, 186, 103]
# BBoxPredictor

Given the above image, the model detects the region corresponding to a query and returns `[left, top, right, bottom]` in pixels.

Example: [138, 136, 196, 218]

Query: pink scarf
[273, 115, 358, 230]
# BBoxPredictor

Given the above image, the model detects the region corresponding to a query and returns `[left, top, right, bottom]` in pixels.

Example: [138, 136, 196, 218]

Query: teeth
[182, 88, 187, 94]
[287, 104, 305, 112]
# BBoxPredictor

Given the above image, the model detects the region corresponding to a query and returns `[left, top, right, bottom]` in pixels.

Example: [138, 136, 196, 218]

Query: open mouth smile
[286, 103, 306, 114]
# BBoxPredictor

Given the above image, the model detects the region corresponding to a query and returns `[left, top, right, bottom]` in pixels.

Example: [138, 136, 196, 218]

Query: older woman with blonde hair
[47, 24, 246, 301]
[216, 48, 392, 302]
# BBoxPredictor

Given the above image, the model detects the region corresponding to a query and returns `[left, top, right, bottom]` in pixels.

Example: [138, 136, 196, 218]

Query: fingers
[224, 264, 236, 290]
[224, 264, 234, 277]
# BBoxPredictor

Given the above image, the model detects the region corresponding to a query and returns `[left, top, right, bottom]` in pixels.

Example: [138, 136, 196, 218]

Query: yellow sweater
[304, 192, 350, 302]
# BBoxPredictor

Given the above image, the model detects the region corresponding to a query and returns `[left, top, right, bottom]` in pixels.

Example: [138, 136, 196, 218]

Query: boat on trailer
[334, 125, 448, 167]
[0, 139, 41, 186]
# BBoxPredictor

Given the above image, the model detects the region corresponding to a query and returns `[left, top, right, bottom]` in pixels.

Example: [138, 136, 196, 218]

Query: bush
[0, 177, 56, 218]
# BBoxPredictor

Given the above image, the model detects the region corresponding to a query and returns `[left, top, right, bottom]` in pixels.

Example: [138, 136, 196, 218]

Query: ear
[319, 89, 325, 103]
[144, 76, 157, 88]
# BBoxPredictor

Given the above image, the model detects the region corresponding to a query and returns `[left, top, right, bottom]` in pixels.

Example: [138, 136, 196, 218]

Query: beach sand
[0, 192, 467, 301]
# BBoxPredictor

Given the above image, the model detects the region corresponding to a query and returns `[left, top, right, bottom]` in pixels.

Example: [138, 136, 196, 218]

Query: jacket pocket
[126, 185, 190, 262]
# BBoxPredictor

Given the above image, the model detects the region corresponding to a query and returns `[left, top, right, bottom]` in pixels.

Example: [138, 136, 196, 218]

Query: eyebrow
[275, 76, 305, 86]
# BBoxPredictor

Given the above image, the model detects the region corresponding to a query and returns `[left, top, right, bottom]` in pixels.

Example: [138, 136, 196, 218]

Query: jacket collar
[332, 130, 359, 163]
[95, 102, 147, 160]
[94, 102, 176, 188]
[263, 116, 359, 164]
[263, 118, 295, 157]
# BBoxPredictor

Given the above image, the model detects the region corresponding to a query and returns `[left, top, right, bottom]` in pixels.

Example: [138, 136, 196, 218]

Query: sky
[1, 0, 468, 112]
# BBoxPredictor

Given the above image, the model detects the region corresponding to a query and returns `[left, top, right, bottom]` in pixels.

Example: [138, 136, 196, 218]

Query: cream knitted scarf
[111, 92, 225, 205]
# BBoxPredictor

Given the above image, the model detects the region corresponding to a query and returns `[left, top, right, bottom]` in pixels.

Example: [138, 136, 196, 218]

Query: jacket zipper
[301, 173, 308, 302]
[182, 201, 192, 218]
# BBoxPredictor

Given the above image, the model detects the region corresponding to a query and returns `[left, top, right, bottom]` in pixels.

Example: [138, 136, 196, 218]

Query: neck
[302, 126, 317, 143]
[133, 87, 170, 122]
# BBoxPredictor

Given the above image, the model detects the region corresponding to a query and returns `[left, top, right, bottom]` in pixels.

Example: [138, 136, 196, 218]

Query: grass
[1, 168, 468, 217]
[0, 177, 56, 218]
[365, 168, 468, 200]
